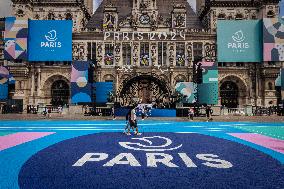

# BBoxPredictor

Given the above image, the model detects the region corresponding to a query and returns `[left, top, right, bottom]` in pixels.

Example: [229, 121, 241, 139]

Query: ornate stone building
[3, 0, 282, 109]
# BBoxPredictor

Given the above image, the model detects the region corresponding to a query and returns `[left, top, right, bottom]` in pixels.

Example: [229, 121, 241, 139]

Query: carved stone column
[132, 42, 140, 67]
[37, 68, 41, 96]
[73, 42, 88, 61]
[31, 72, 35, 97]
[204, 42, 216, 62]
[186, 42, 193, 67]
[96, 42, 104, 66]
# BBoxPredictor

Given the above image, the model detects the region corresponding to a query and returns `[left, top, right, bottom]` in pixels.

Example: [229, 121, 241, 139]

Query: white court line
[206, 128, 224, 130]
[184, 126, 204, 128]
[176, 132, 197, 133]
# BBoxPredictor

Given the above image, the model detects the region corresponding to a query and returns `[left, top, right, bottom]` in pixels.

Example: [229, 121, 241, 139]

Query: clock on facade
[139, 14, 150, 24]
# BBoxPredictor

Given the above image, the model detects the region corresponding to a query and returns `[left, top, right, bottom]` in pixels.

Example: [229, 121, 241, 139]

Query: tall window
[105, 43, 114, 66]
[193, 42, 203, 59]
[87, 42, 96, 61]
[122, 43, 131, 65]
[158, 42, 167, 66]
[176, 42, 185, 66]
[140, 43, 150, 66]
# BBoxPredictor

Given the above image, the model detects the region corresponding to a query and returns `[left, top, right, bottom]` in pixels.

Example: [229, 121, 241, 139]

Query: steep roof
[86, 0, 203, 29]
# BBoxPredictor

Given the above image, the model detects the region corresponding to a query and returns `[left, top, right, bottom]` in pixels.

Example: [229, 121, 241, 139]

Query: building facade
[2, 0, 282, 109]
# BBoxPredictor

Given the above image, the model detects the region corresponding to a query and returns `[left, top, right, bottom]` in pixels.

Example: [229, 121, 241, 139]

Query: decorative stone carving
[172, 4, 186, 30]
[73, 42, 87, 61]
[114, 43, 122, 65]
[103, 12, 117, 31]
[96, 42, 104, 66]
[204, 43, 216, 61]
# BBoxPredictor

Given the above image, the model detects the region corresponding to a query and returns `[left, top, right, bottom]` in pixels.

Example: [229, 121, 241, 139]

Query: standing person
[47, 107, 52, 118]
[124, 109, 131, 135]
[58, 105, 63, 115]
[188, 108, 194, 121]
[141, 106, 145, 120]
[206, 106, 213, 122]
[43, 106, 47, 117]
[112, 106, 116, 120]
[130, 106, 141, 135]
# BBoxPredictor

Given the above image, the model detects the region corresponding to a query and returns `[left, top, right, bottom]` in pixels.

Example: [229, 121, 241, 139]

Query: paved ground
[0, 113, 284, 122]
[0, 120, 284, 188]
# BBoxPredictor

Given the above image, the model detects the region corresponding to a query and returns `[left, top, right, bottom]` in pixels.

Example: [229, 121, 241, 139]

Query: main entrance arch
[51, 80, 70, 106]
[118, 75, 171, 107]
[219, 75, 248, 108]
[220, 81, 239, 108]
[42, 75, 70, 105]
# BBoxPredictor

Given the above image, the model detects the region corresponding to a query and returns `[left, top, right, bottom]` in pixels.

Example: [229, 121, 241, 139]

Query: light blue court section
[0, 120, 283, 131]
[0, 120, 284, 189]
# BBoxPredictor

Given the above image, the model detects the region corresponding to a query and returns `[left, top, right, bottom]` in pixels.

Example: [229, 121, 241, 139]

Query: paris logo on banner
[28, 20, 72, 61]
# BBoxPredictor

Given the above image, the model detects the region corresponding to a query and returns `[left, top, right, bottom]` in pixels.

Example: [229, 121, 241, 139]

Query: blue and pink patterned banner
[4, 17, 28, 60]
[263, 18, 284, 61]
[71, 61, 92, 104]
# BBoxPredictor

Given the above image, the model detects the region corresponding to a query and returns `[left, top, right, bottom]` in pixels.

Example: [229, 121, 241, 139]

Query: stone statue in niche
[103, 13, 115, 29]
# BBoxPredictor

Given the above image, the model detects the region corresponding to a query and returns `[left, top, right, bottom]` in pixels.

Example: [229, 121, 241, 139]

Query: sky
[280, 0, 284, 17]
[0, 0, 12, 17]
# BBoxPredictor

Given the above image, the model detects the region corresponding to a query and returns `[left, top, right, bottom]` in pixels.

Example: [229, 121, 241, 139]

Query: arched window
[267, 10, 275, 18]
[220, 81, 239, 108]
[51, 80, 70, 106]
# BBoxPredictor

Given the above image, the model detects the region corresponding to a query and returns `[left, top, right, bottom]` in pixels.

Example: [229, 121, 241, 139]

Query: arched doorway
[51, 80, 70, 106]
[119, 75, 170, 107]
[220, 81, 239, 108]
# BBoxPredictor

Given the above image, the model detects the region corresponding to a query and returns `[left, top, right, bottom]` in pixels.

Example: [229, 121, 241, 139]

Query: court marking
[0, 132, 55, 151]
[229, 133, 284, 154]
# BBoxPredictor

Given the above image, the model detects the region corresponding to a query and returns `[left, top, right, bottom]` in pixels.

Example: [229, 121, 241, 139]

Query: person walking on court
[130, 106, 141, 135]
[188, 108, 194, 121]
[206, 106, 213, 122]
[124, 109, 131, 135]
